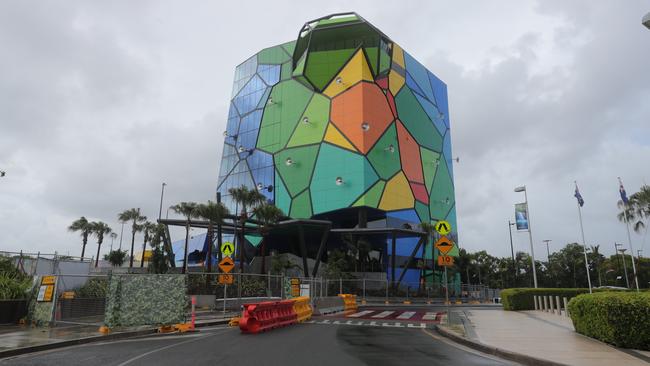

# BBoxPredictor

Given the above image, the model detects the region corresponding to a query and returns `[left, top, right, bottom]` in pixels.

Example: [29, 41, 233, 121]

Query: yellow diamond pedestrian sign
[435, 220, 451, 236]
[221, 241, 234, 257]
[435, 236, 454, 255]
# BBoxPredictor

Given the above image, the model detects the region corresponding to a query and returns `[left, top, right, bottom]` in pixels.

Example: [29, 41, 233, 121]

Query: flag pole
[575, 181, 592, 293]
[619, 177, 640, 292]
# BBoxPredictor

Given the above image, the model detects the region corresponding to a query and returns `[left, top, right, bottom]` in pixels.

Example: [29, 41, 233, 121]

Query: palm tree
[89, 221, 112, 268]
[419, 222, 435, 286]
[68, 217, 92, 260]
[196, 201, 230, 272]
[118, 208, 147, 268]
[171, 202, 199, 274]
[228, 185, 266, 272]
[617, 196, 645, 233]
[140, 222, 157, 268]
[252, 203, 284, 274]
[104, 249, 127, 267]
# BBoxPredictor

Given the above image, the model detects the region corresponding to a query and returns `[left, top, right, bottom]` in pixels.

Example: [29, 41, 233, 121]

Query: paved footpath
[462, 309, 650, 366]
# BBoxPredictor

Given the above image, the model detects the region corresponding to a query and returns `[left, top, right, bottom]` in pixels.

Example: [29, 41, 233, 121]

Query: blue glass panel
[403, 51, 434, 102]
[233, 75, 266, 115]
[225, 103, 240, 145]
[443, 131, 454, 179]
[428, 73, 449, 129]
[217, 144, 238, 184]
[393, 268, 421, 286]
[395, 237, 418, 256]
[257, 64, 281, 86]
[246, 148, 273, 170]
[257, 88, 272, 109]
[414, 93, 447, 138]
[239, 109, 263, 134]
[231, 56, 257, 97]
[405, 72, 427, 100]
[387, 209, 420, 226]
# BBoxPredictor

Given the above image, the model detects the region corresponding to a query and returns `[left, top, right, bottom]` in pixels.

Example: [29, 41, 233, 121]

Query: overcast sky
[1, 1, 649, 261]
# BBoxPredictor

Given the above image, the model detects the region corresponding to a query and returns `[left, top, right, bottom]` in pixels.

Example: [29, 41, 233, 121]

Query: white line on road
[115, 328, 230, 366]
[371, 311, 394, 318]
[347, 310, 374, 318]
[396, 311, 416, 319]
[422, 312, 438, 320]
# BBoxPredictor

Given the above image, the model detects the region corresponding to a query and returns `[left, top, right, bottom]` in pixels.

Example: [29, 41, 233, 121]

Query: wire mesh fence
[53, 274, 109, 326]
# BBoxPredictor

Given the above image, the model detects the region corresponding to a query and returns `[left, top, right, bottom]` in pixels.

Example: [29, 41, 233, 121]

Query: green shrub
[501, 288, 598, 310]
[74, 278, 108, 298]
[569, 292, 650, 350]
[0, 257, 32, 300]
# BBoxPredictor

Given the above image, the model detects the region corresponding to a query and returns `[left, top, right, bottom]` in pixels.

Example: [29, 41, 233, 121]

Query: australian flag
[619, 178, 629, 204]
[574, 185, 584, 207]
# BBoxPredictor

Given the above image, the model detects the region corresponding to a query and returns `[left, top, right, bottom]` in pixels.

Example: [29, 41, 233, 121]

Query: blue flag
[619, 178, 629, 204]
[574, 185, 584, 207]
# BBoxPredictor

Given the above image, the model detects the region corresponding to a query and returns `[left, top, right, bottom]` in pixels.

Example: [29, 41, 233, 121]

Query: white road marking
[422, 312, 438, 320]
[407, 323, 426, 329]
[347, 310, 374, 318]
[396, 311, 416, 319]
[371, 311, 394, 318]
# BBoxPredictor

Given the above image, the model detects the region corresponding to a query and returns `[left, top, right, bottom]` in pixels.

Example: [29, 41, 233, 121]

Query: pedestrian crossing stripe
[422, 312, 438, 321]
[348, 310, 374, 318]
[371, 311, 394, 318]
[305, 320, 427, 329]
[396, 311, 416, 320]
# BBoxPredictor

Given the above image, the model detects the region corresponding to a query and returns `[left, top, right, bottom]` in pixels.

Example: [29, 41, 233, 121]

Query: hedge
[568, 292, 650, 350]
[501, 288, 596, 310]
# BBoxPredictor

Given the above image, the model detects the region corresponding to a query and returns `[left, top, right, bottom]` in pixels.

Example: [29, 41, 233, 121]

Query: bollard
[534, 296, 538, 311]
[563, 297, 569, 317]
[543, 296, 548, 312]
[362, 278, 366, 302]
[339, 278, 342, 295]
[548, 295, 554, 314]
[191, 296, 196, 329]
[385, 281, 389, 304]
[556, 296, 561, 316]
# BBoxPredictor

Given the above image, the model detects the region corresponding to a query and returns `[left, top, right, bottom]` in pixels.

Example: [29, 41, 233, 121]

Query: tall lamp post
[615, 243, 630, 288]
[515, 185, 538, 288]
[542, 239, 552, 262]
[508, 220, 517, 280]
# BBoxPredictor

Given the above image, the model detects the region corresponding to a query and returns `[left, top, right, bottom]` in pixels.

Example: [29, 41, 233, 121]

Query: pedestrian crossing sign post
[434, 220, 451, 236]
[220, 241, 234, 257]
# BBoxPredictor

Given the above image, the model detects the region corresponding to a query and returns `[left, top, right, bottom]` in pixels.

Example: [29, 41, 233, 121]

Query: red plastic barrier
[239, 301, 278, 334]
[275, 300, 297, 327]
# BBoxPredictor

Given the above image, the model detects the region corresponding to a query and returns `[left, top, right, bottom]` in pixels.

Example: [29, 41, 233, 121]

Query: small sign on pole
[220, 241, 235, 257]
[218, 257, 234, 273]
[438, 255, 454, 266]
[435, 236, 454, 255]
[218, 274, 234, 285]
[434, 220, 452, 236]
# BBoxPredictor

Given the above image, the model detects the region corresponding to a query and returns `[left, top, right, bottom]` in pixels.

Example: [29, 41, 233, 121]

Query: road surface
[1, 306, 514, 366]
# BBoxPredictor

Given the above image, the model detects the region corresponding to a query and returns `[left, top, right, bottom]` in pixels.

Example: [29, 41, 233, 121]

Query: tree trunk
[207, 222, 214, 273]
[81, 234, 87, 260]
[95, 239, 102, 268]
[239, 212, 246, 273]
[140, 238, 147, 268]
[129, 224, 136, 268]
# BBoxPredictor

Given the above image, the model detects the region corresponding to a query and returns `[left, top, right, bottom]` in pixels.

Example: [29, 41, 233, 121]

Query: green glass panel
[258, 45, 291, 64]
[352, 180, 385, 208]
[367, 123, 400, 179]
[311, 144, 378, 214]
[274, 170, 291, 214]
[287, 93, 330, 147]
[281, 40, 296, 56]
[429, 159, 454, 220]
[415, 201, 430, 224]
[293, 51, 307, 77]
[395, 87, 442, 151]
[379, 47, 391, 74]
[420, 147, 440, 193]
[364, 47, 379, 76]
[304, 48, 356, 90]
[245, 235, 263, 247]
[274, 144, 320, 197]
[290, 189, 312, 218]
[280, 61, 293, 81]
[257, 80, 313, 154]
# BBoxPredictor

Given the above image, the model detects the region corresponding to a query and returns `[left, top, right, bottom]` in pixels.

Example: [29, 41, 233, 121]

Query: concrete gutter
[435, 325, 570, 366]
[0, 318, 230, 360]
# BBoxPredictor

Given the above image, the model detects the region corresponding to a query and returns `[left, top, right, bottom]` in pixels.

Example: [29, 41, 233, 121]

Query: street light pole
[508, 220, 517, 281]
[542, 240, 552, 262]
[158, 182, 167, 221]
[515, 185, 538, 288]
[616, 243, 630, 288]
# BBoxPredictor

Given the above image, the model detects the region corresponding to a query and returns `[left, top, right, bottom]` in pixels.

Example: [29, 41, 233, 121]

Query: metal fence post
[563, 297, 569, 317]
[556, 296, 561, 316]
[339, 278, 342, 295]
[267, 272, 271, 298]
[362, 278, 366, 301]
[223, 283, 227, 313]
[385, 280, 389, 303]
[534, 296, 538, 310]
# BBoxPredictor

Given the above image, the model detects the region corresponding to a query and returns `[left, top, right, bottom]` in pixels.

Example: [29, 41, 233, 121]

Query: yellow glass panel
[379, 171, 414, 211]
[323, 49, 374, 98]
[392, 43, 405, 68]
[324, 123, 357, 152]
[388, 69, 405, 96]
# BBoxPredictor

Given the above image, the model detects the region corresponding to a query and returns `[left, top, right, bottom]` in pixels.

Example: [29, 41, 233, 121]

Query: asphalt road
[1, 308, 513, 366]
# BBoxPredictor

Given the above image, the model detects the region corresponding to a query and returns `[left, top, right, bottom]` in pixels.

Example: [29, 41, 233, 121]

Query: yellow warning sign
[435, 236, 454, 255]
[218, 274, 233, 285]
[438, 255, 454, 266]
[435, 220, 451, 236]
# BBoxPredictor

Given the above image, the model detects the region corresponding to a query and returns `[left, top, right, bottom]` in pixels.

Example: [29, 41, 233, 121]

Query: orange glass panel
[396, 120, 424, 184]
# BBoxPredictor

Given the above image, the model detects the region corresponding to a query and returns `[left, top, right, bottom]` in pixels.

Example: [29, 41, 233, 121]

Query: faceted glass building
[216, 13, 457, 284]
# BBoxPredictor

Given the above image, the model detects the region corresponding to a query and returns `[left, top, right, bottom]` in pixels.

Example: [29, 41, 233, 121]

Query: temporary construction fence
[53, 274, 109, 326]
